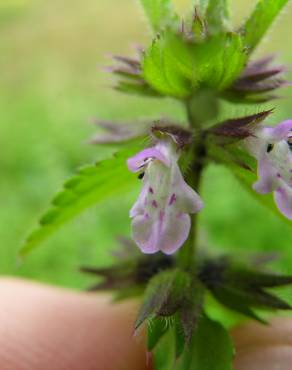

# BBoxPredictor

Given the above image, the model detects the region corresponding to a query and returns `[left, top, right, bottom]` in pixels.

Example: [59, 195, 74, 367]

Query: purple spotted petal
[131, 214, 160, 254]
[274, 185, 292, 220]
[130, 163, 203, 254]
[130, 181, 149, 218]
[159, 213, 191, 255]
[246, 119, 292, 221]
[131, 209, 191, 255]
[263, 120, 292, 141]
[127, 147, 169, 172]
[128, 139, 204, 255]
[172, 163, 204, 213]
[253, 155, 278, 194]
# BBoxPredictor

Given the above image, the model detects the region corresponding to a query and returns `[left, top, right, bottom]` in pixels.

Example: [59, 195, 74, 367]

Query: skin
[0, 279, 291, 370]
[232, 318, 292, 370]
[0, 279, 147, 370]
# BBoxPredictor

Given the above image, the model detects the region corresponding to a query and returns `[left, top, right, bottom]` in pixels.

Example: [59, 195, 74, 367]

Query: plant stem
[178, 99, 206, 270]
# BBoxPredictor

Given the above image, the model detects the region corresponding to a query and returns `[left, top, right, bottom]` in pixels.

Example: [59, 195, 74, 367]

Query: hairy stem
[178, 100, 207, 270]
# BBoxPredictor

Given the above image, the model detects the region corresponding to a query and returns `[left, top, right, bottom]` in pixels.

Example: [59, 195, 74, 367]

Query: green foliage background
[1, 0, 292, 290]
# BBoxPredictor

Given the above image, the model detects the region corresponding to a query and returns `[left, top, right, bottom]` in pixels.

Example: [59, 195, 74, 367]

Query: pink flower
[246, 120, 292, 219]
[127, 140, 203, 255]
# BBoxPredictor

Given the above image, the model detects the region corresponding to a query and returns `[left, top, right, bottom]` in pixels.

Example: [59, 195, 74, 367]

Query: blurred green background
[1, 0, 292, 290]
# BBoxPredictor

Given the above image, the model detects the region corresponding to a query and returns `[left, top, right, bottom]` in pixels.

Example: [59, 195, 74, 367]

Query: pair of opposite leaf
[95, 0, 291, 255]
[22, 0, 292, 258]
[112, 0, 288, 102]
[126, 118, 292, 255]
[93, 52, 291, 256]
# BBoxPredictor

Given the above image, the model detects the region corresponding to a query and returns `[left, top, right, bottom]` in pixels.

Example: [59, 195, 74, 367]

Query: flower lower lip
[128, 140, 203, 254]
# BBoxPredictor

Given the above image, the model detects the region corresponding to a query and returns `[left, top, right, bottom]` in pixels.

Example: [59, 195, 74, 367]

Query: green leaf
[143, 274, 204, 353]
[193, 0, 209, 15]
[20, 144, 142, 256]
[215, 283, 291, 311]
[147, 318, 169, 351]
[209, 110, 273, 143]
[234, 270, 292, 288]
[211, 285, 267, 324]
[176, 315, 234, 370]
[208, 33, 246, 90]
[191, 10, 207, 41]
[180, 279, 204, 343]
[139, 0, 177, 32]
[206, 0, 230, 34]
[153, 314, 234, 370]
[116, 80, 160, 97]
[154, 316, 234, 370]
[190, 315, 234, 370]
[201, 258, 292, 321]
[207, 141, 256, 172]
[174, 315, 185, 358]
[143, 34, 192, 98]
[242, 0, 290, 53]
[135, 268, 190, 329]
[142, 32, 246, 98]
[153, 329, 176, 370]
